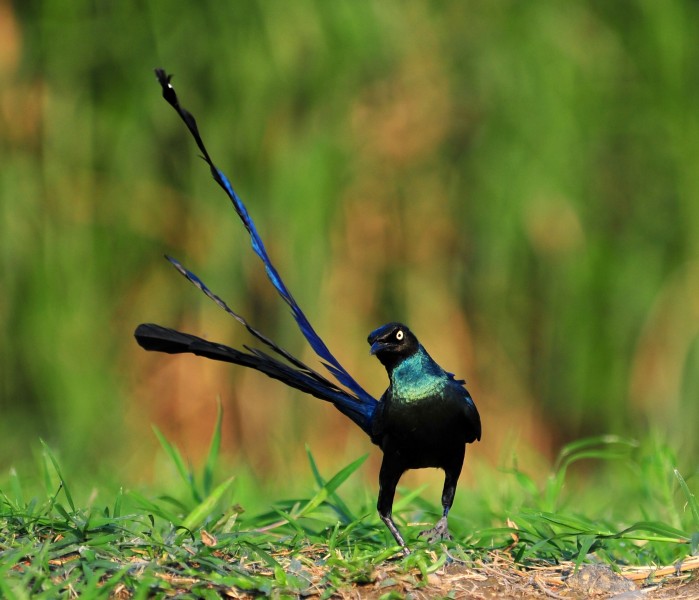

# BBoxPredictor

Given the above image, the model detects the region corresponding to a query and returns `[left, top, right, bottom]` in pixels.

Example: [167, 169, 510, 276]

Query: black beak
[370, 340, 389, 355]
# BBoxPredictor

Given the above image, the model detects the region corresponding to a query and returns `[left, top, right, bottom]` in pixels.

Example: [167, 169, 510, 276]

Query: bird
[135, 69, 481, 554]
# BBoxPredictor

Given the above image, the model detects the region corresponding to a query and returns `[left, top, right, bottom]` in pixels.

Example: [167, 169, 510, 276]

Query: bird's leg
[380, 513, 409, 554]
[378, 460, 410, 555]
[419, 465, 460, 543]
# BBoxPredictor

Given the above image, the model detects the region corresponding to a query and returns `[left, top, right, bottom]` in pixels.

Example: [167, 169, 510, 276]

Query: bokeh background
[1, 1, 698, 492]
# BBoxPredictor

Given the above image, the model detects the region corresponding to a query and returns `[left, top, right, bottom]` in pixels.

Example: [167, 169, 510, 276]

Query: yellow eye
[396, 330, 404, 341]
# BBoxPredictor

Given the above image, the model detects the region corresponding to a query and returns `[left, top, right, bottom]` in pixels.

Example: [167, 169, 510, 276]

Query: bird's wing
[153, 69, 376, 410]
[447, 381, 481, 443]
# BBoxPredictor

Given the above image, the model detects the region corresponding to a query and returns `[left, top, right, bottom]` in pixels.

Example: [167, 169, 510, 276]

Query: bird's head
[368, 322, 419, 370]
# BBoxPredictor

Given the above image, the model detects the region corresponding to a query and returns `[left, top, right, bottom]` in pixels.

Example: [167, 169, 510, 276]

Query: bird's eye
[395, 330, 404, 341]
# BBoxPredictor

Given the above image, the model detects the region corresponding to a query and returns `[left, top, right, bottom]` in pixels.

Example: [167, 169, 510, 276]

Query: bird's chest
[373, 396, 464, 469]
[383, 394, 461, 435]
[373, 386, 465, 456]
[370, 352, 466, 465]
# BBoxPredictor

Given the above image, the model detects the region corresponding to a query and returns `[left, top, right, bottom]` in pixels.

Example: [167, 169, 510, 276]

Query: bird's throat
[389, 348, 446, 402]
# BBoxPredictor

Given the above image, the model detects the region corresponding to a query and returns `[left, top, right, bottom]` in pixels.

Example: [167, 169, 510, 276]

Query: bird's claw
[418, 516, 452, 543]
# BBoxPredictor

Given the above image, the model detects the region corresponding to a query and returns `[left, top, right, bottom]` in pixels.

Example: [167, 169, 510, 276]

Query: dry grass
[78, 546, 699, 599]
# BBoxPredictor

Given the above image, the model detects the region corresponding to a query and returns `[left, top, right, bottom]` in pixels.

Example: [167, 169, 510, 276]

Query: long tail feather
[165, 255, 326, 382]
[153, 69, 375, 407]
[135, 323, 375, 434]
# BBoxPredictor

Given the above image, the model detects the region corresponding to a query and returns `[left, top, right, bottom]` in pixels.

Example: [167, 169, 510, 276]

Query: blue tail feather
[165, 254, 357, 393]
[135, 323, 376, 432]
[154, 69, 376, 411]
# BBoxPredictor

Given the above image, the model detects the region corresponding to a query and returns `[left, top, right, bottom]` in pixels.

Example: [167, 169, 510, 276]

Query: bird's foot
[418, 516, 452, 543]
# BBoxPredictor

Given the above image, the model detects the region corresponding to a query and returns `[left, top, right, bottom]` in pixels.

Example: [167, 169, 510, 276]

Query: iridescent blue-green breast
[389, 346, 448, 402]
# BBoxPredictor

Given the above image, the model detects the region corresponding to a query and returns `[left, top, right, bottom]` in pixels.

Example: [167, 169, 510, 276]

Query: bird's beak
[370, 340, 388, 355]
[368, 326, 393, 355]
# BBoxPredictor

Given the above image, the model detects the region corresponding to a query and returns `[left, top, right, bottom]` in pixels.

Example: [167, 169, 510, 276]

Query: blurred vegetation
[1, 0, 698, 487]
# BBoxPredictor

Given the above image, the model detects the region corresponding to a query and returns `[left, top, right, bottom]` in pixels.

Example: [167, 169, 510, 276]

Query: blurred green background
[1, 0, 698, 490]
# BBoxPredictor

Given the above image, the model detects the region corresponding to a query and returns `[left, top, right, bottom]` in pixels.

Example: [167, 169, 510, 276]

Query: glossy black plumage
[367, 323, 480, 547]
[135, 70, 481, 553]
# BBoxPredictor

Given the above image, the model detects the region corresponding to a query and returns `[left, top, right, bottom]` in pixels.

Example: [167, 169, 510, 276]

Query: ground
[348, 556, 699, 599]
[121, 547, 699, 599]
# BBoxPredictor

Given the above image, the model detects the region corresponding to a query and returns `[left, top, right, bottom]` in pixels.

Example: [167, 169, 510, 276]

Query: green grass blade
[129, 490, 181, 524]
[545, 436, 638, 511]
[113, 486, 123, 518]
[152, 426, 199, 502]
[8, 467, 24, 507]
[305, 445, 357, 522]
[392, 484, 429, 514]
[202, 398, 224, 497]
[573, 534, 597, 570]
[536, 511, 609, 534]
[305, 444, 324, 488]
[272, 507, 306, 535]
[181, 476, 235, 531]
[553, 435, 637, 470]
[297, 454, 368, 518]
[39, 440, 75, 512]
[613, 520, 689, 542]
[674, 469, 699, 529]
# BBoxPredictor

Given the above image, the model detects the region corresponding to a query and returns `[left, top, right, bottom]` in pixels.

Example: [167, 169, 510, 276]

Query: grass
[1, 410, 697, 597]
